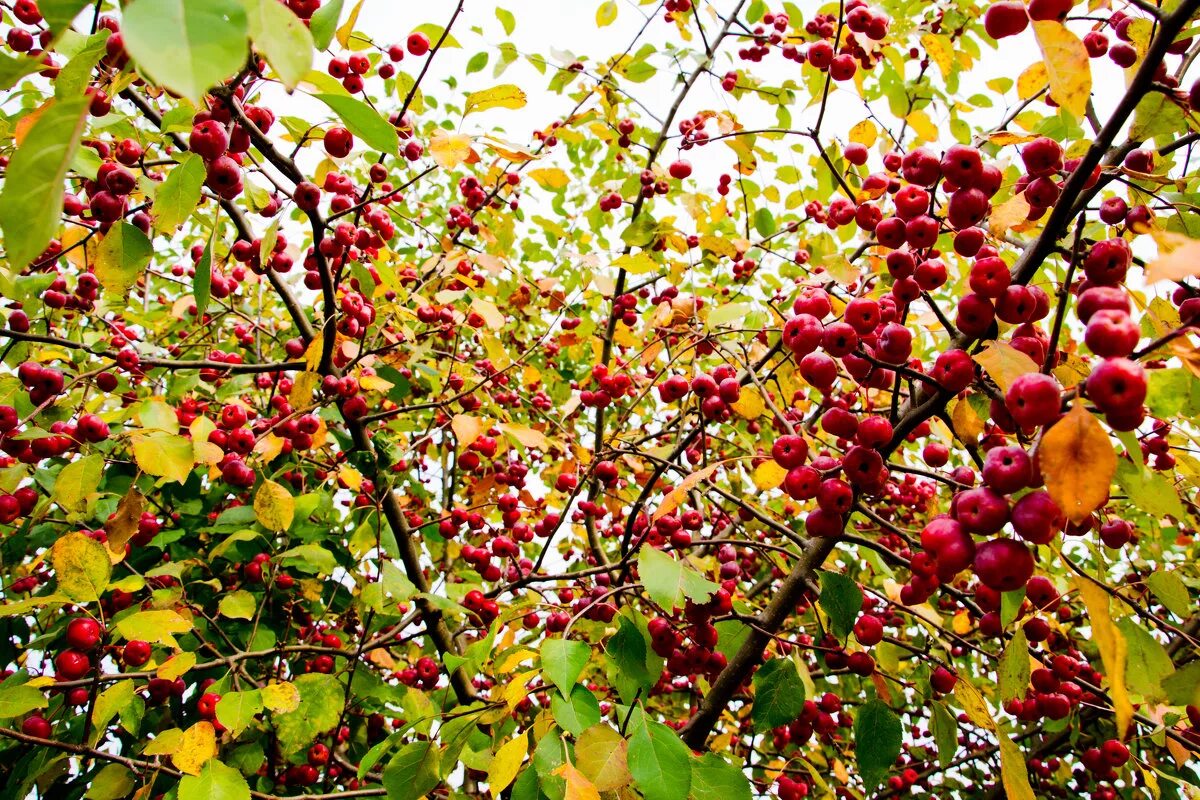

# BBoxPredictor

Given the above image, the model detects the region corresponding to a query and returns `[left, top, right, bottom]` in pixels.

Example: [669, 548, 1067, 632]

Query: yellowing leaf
[116, 609, 193, 647]
[132, 432, 195, 484]
[596, 0, 618, 26]
[465, 84, 527, 115]
[527, 167, 570, 190]
[905, 110, 938, 143]
[172, 721, 217, 776]
[655, 462, 721, 520]
[335, 0, 364, 48]
[753, 460, 787, 491]
[990, 192, 1031, 238]
[973, 340, 1038, 393]
[1037, 403, 1115, 524]
[731, 387, 765, 419]
[105, 487, 146, 562]
[575, 724, 631, 791]
[360, 373, 394, 393]
[1017, 62, 1049, 101]
[338, 464, 364, 491]
[471, 297, 505, 330]
[261, 681, 301, 713]
[51, 532, 111, 604]
[988, 132, 1039, 146]
[1075, 576, 1133, 738]
[487, 735, 528, 792]
[499, 422, 551, 450]
[555, 761, 601, 800]
[1033, 21, 1091, 118]
[429, 129, 473, 169]
[950, 397, 984, 444]
[954, 675, 996, 732]
[920, 34, 953, 79]
[158, 651, 197, 680]
[452, 414, 486, 447]
[999, 730, 1037, 800]
[1145, 231, 1200, 284]
[143, 728, 184, 755]
[848, 119, 876, 147]
[611, 252, 658, 275]
[253, 479, 295, 531]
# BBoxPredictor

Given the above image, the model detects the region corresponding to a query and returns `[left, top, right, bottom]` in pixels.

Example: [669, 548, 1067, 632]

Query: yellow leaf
[253, 479, 295, 532]
[905, 110, 938, 143]
[360, 372, 394, 393]
[132, 432, 195, 484]
[430, 129, 473, 169]
[950, 397, 984, 444]
[172, 721, 216, 776]
[255, 433, 286, 464]
[575, 724, 632, 791]
[1037, 403, 1115, 524]
[289, 370, 320, 407]
[451, 414, 486, 447]
[304, 335, 323, 371]
[753, 460, 787, 491]
[190, 417, 223, 466]
[465, 84, 528, 115]
[1017, 62, 1049, 100]
[990, 192, 1031, 238]
[848, 119, 876, 147]
[157, 651, 197, 680]
[987, 132, 1039, 146]
[973, 341, 1038, 393]
[952, 609, 973, 634]
[555, 762, 602, 800]
[596, 0, 618, 26]
[488, 735, 528, 792]
[51, 532, 111, 604]
[499, 422, 551, 450]
[105, 487, 146, 562]
[261, 681, 301, 713]
[698, 235, 737, 259]
[612, 252, 658, 275]
[116, 609, 193, 647]
[1033, 21, 1092, 118]
[471, 297, 506, 330]
[954, 675, 996, 732]
[654, 462, 722, 520]
[730, 387, 765, 419]
[335, 0, 364, 48]
[1145, 231, 1200, 284]
[920, 34, 954, 79]
[338, 464, 363, 491]
[527, 167, 570, 190]
[1075, 577, 1133, 738]
[999, 730, 1037, 800]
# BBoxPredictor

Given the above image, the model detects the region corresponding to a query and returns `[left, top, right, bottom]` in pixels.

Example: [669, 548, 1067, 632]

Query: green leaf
[627, 713, 691, 800]
[95, 222, 154, 302]
[90, 681, 136, 743]
[1118, 617, 1174, 703]
[638, 547, 718, 611]
[0, 92, 90, 271]
[753, 207, 776, 237]
[243, 0, 313, 89]
[39, 0, 94, 34]
[132, 432, 196, 484]
[122, 0, 249, 103]
[708, 302, 751, 328]
[309, 0, 344, 49]
[541, 638, 590, 693]
[154, 154, 207, 232]
[56, 30, 111, 99]
[84, 764, 135, 800]
[0, 52, 40, 91]
[930, 702, 957, 768]
[53, 454, 104, 515]
[818, 571, 863, 640]
[411, 23, 460, 48]
[551, 686, 601, 737]
[690, 753, 751, 800]
[1146, 569, 1191, 619]
[383, 741, 442, 800]
[218, 589, 257, 620]
[1145, 369, 1200, 419]
[315, 93, 399, 154]
[272, 673, 343, 751]
[0, 674, 48, 719]
[194, 233, 214, 320]
[605, 615, 655, 704]
[114, 609, 192, 646]
[1001, 587, 1026, 628]
[1114, 461, 1185, 519]
[1162, 661, 1200, 707]
[215, 690, 263, 737]
[751, 658, 806, 732]
[466, 52, 489, 74]
[854, 699, 902, 794]
[178, 759, 250, 800]
[495, 7, 516, 35]
[999, 628, 1030, 705]
[276, 543, 337, 575]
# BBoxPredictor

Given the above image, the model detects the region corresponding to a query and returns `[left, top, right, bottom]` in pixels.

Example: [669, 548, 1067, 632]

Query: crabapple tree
[0, 0, 1199, 798]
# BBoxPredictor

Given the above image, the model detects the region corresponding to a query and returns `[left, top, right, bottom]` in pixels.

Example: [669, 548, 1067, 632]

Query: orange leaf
[1036, 403, 1115, 524]
[653, 462, 722, 521]
[1145, 231, 1200, 284]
